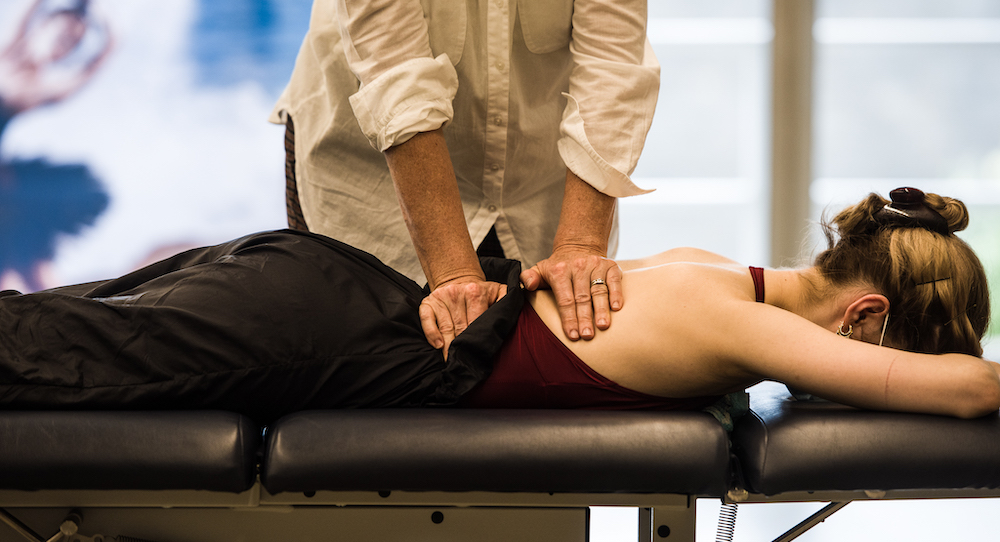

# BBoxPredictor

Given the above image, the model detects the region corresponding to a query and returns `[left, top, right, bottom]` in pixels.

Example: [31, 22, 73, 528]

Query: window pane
[621, 6, 771, 265]
[818, 0, 1000, 18]
[649, 0, 768, 19]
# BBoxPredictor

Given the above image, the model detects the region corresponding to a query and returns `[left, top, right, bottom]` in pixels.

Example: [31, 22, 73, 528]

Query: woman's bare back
[528, 248, 763, 398]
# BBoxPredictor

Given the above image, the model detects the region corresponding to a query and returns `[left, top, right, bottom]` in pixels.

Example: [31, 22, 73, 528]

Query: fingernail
[582, 327, 592, 337]
[569, 330, 579, 340]
[612, 302, 621, 310]
[597, 319, 607, 327]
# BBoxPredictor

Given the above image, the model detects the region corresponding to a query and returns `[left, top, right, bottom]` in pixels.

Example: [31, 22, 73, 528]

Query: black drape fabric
[0, 230, 524, 422]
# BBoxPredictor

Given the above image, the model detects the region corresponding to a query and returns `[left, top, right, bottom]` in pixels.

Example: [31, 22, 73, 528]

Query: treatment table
[2, 382, 999, 542]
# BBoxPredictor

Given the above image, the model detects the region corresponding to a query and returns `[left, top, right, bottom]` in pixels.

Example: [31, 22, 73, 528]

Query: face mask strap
[878, 312, 890, 347]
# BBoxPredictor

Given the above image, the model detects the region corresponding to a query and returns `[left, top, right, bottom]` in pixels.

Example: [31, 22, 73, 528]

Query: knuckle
[463, 282, 481, 294]
[556, 294, 576, 308]
[590, 285, 609, 296]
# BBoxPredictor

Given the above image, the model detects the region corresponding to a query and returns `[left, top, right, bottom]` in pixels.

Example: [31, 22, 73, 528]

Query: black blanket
[0, 230, 524, 422]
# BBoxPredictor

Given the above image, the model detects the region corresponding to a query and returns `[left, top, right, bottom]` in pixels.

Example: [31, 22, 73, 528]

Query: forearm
[911, 355, 1000, 419]
[871, 353, 1000, 419]
[383, 129, 483, 289]
[553, 169, 616, 255]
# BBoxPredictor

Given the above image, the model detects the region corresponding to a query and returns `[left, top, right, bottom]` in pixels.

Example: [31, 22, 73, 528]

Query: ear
[843, 293, 890, 340]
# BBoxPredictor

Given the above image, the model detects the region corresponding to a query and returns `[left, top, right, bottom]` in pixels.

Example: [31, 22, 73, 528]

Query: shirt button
[490, 163, 500, 171]
[495, 61, 505, 72]
[488, 205, 498, 212]
[493, 116, 503, 126]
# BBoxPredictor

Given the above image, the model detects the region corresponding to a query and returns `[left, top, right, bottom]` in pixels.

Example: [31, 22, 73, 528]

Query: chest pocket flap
[421, 0, 467, 65]
[518, 0, 572, 54]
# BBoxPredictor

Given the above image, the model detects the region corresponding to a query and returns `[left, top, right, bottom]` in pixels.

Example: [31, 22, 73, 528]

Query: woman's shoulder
[619, 247, 740, 271]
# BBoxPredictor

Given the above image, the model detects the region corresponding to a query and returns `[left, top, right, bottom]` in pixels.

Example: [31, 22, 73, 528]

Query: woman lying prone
[0, 188, 996, 421]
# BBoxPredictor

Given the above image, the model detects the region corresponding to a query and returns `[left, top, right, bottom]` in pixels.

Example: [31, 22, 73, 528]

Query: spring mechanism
[714, 502, 739, 542]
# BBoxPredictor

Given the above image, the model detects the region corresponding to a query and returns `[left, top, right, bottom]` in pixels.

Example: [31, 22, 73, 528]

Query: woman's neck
[763, 267, 845, 330]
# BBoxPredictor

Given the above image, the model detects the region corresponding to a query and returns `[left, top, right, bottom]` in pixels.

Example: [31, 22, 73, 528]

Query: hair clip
[870, 187, 950, 235]
[915, 276, 951, 286]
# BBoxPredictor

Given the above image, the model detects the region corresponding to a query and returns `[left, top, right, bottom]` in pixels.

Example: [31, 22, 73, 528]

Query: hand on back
[520, 247, 623, 341]
[420, 277, 507, 359]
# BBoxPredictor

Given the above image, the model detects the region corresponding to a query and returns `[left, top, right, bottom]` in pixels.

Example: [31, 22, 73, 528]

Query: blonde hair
[814, 191, 990, 356]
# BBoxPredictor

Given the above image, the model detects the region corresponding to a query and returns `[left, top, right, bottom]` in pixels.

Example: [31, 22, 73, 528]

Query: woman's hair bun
[828, 188, 969, 239]
[923, 192, 970, 234]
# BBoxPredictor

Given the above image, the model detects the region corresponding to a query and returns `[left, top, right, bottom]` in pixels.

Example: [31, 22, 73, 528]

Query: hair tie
[870, 187, 950, 235]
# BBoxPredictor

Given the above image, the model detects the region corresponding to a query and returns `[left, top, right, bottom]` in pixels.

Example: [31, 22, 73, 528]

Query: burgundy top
[749, 266, 765, 302]
[459, 303, 723, 410]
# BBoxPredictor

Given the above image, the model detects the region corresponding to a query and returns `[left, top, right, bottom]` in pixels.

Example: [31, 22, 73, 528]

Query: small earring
[837, 322, 853, 338]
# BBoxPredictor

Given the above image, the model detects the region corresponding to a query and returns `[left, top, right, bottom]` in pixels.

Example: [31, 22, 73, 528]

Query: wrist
[429, 267, 487, 291]
[554, 170, 616, 257]
[551, 235, 608, 258]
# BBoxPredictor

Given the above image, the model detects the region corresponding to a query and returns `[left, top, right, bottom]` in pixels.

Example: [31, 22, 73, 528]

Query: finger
[495, 284, 508, 303]
[606, 262, 624, 311]
[436, 306, 458, 358]
[463, 282, 490, 325]
[440, 334, 454, 362]
[430, 294, 460, 351]
[571, 257, 597, 340]
[590, 273, 612, 331]
[547, 261, 581, 340]
[519, 267, 543, 291]
[419, 300, 445, 350]
[450, 300, 469, 337]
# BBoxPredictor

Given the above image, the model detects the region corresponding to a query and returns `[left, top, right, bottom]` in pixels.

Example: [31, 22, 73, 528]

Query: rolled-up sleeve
[336, 0, 459, 151]
[558, 0, 660, 197]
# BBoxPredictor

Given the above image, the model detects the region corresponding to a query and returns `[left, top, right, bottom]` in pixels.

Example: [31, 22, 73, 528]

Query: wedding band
[591, 278, 606, 287]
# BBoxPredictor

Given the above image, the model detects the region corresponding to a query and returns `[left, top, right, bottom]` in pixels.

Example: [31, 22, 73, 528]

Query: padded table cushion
[0, 411, 260, 492]
[732, 382, 1000, 496]
[261, 409, 731, 495]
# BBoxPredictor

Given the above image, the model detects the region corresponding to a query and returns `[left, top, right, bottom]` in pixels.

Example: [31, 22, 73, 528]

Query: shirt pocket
[518, 0, 572, 54]
[421, 0, 467, 65]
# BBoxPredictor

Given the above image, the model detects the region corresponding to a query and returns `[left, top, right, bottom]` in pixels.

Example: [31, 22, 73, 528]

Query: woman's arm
[723, 301, 1000, 418]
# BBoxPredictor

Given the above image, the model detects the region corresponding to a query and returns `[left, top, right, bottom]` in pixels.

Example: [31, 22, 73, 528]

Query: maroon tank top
[459, 305, 723, 411]
[750, 266, 765, 302]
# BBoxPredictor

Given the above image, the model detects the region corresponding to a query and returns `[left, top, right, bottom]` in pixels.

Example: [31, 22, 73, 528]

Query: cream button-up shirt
[271, 0, 659, 284]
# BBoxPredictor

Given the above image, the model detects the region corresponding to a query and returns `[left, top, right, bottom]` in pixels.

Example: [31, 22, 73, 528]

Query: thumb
[519, 267, 542, 291]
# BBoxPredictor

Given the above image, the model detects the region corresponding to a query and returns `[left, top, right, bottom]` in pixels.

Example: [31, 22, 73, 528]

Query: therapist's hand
[420, 277, 507, 360]
[520, 247, 623, 341]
